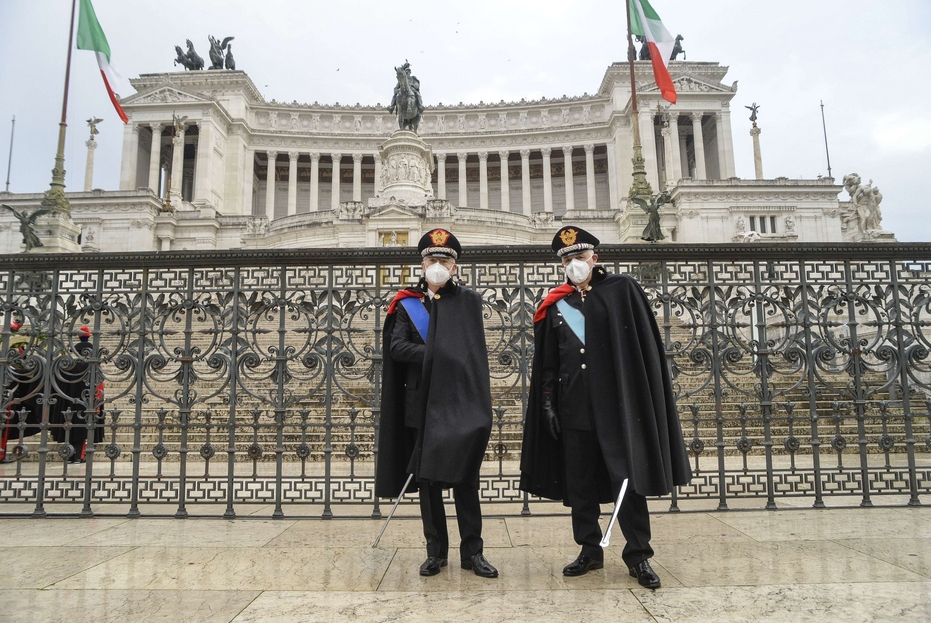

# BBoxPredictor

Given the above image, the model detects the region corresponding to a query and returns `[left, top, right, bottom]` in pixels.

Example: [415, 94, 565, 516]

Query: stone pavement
[1, 501, 930, 622]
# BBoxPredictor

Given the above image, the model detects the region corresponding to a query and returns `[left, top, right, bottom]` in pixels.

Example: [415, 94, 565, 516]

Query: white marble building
[0, 60, 893, 253]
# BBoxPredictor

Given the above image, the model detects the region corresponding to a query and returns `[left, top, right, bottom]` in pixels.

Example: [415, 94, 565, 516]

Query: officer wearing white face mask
[376, 228, 498, 579]
[520, 226, 691, 589]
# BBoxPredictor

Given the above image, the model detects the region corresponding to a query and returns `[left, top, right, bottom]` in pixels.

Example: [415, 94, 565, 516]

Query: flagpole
[820, 100, 832, 180]
[4, 116, 14, 192]
[41, 0, 78, 214]
[625, 0, 653, 200]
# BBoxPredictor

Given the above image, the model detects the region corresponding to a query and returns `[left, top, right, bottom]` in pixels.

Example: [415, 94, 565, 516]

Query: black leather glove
[542, 400, 561, 440]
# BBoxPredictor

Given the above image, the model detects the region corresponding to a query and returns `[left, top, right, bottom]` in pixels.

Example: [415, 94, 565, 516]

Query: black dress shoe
[461, 553, 498, 578]
[629, 559, 661, 588]
[419, 556, 447, 576]
[563, 555, 604, 577]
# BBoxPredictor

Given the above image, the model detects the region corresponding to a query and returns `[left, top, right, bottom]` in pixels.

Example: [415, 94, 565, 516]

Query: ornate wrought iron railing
[2, 243, 931, 518]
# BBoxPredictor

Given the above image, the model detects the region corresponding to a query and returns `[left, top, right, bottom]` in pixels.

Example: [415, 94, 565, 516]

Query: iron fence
[2, 243, 931, 518]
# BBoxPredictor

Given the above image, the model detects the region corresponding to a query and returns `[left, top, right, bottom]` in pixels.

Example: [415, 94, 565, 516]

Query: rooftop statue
[637, 35, 651, 61]
[208, 35, 234, 70]
[173, 39, 204, 71]
[224, 44, 236, 70]
[86, 117, 103, 140]
[670, 34, 685, 61]
[2, 204, 52, 252]
[388, 61, 423, 133]
[745, 102, 759, 124]
[843, 173, 884, 233]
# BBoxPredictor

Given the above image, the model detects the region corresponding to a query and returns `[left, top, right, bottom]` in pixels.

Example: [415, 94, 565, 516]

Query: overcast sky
[1, 0, 929, 240]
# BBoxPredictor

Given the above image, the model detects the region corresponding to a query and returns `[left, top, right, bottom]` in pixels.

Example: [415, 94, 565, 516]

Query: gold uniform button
[434, 294, 441, 299]
[581, 364, 587, 370]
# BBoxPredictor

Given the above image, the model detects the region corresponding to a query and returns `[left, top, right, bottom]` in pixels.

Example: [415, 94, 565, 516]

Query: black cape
[375, 281, 493, 498]
[520, 268, 692, 502]
[49, 342, 105, 448]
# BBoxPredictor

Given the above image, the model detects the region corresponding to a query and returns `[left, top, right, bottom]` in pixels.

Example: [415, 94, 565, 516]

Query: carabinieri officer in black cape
[375, 228, 498, 579]
[520, 225, 691, 588]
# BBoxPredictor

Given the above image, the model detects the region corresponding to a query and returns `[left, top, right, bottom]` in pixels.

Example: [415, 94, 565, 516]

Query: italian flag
[629, 0, 677, 104]
[76, 0, 128, 123]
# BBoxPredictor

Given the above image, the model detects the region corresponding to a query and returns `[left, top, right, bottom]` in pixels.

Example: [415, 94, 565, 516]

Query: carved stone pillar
[679, 133, 689, 178]
[562, 146, 575, 212]
[720, 108, 736, 178]
[287, 150, 299, 216]
[584, 144, 596, 210]
[458, 152, 468, 207]
[478, 151, 489, 210]
[436, 153, 447, 200]
[520, 149, 531, 216]
[120, 123, 140, 190]
[640, 111, 660, 189]
[715, 113, 727, 180]
[498, 150, 509, 212]
[309, 152, 320, 211]
[265, 151, 277, 220]
[691, 113, 707, 180]
[194, 121, 213, 203]
[169, 126, 186, 210]
[352, 153, 363, 202]
[542, 147, 553, 213]
[84, 139, 97, 191]
[148, 124, 163, 195]
[751, 125, 763, 180]
[331, 153, 342, 210]
[242, 148, 254, 215]
[661, 122, 674, 190]
[373, 153, 382, 196]
[668, 114, 681, 185]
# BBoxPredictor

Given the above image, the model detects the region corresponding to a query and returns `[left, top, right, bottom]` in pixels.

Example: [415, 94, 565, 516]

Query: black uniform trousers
[562, 428, 653, 568]
[418, 478, 484, 561]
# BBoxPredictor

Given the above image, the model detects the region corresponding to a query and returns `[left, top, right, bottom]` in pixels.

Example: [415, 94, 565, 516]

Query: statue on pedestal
[86, 117, 102, 140]
[208, 35, 235, 70]
[389, 61, 423, 133]
[173, 40, 205, 71]
[745, 102, 760, 125]
[670, 35, 685, 61]
[2, 204, 52, 252]
[843, 173, 884, 233]
[630, 191, 670, 242]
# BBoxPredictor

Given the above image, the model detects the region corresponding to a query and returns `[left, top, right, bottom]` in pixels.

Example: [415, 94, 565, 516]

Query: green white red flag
[76, 0, 128, 123]
[629, 0, 677, 104]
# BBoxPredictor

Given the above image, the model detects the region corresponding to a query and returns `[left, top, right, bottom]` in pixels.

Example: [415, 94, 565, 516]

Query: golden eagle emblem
[559, 228, 578, 246]
[430, 229, 450, 246]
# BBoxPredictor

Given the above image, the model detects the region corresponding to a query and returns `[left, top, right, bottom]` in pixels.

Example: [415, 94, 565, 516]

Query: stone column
[478, 151, 489, 210]
[714, 113, 727, 180]
[148, 124, 163, 195]
[119, 123, 140, 190]
[458, 152, 467, 207]
[661, 122, 674, 190]
[287, 150, 299, 216]
[436, 153, 447, 200]
[84, 138, 97, 191]
[691, 113, 706, 180]
[331, 153, 342, 210]
[373, 154, 382, 196]
[542, 147, 553, 213]
[668, 115, 682, 184]
[678, 133, 689, 178]
[584, 144, 596, 210]
[169, 126, 186, 210]
[498, 150, 509, 212]
[242, 148, 255, 215]
[265, 151, 278, 220]
[194, 121, 213, 203]
[352, 153, 363, 201]
[562, 146, 575, 212]
[720, 108, 736, 178]
[751, 125, 763, 179]
[640, 112, 660, 190]
[309, 152, 320, 211]
[520, 149, 531, 216]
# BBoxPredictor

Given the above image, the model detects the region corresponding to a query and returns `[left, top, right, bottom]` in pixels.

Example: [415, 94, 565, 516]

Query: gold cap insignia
[559, 228, 578, 246]
[430, 229, 451, 246]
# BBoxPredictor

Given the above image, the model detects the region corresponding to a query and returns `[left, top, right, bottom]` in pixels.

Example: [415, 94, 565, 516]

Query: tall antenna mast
[820, 100, 832, 179]
[4, 116, 13, 192]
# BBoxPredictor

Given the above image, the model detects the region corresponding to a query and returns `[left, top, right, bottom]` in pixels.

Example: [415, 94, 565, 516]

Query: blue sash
[555, 299, 585, 345]
[399, 297, 430, 343]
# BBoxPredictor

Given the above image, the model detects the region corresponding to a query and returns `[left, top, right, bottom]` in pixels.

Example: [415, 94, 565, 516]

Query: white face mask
[564, 258, 592, 284]
[424, 263, 451, 286]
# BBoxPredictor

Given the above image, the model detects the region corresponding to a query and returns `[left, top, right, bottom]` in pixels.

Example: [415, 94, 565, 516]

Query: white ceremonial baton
[371, 472, 415, 548]
[599, 478, 629, 547]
